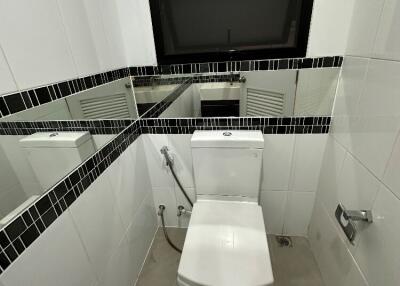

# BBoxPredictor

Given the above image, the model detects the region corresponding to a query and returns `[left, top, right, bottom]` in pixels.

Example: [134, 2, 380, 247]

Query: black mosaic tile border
[140, 116, 331, 134]
[0, 120, 134, 135]
[129, 56, 343, 76]
[0, 56, 342, 120]
[0, 67, 130, 119]
[0, 120, 141, 274]
[133, 73, 241, 87]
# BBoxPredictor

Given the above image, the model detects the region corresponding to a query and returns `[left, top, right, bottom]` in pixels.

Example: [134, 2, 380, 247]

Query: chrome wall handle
[335, 204, 373, 244]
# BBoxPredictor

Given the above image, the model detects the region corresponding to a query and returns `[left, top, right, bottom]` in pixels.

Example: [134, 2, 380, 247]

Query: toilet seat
[177, 200, 274, 286]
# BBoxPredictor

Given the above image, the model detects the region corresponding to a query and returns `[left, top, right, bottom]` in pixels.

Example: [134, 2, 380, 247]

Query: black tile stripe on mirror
[0, 56, 343, 119]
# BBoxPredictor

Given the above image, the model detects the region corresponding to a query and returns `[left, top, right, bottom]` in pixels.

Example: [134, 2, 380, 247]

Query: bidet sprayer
[160, 146, 174, 167]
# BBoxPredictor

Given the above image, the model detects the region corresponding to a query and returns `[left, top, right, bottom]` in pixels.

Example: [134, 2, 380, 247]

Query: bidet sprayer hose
[160, 146, 193, 207]
[158, 205, 182, 253]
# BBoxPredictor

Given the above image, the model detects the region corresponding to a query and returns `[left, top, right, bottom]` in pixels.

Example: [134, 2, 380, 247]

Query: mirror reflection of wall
[133, 76, 183, 116]
[1, 78, 138, 121]
[294, 68, 338, 116]
[0, 74, 188, 225]
[0, 131, 112, 225]
[157, 68, 339, 118]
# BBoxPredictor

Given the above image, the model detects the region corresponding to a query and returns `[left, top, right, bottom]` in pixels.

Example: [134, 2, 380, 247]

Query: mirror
[0, 75, 185, 225]
[153, 68, 339, 118]
[2, 77, 137, 121]
[0, 67, 337, 227]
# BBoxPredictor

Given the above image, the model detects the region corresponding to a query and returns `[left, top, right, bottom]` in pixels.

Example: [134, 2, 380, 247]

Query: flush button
[223, 131, 232, 136]
[49, 132, 59, 137]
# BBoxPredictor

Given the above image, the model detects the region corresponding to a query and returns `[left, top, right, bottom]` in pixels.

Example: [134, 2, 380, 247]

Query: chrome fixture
[238, 75, 246, 83]
[335, 203, 373, 244]
[229, 72, 234, 85]
[177, 205, 192, 216]
[158, 205, 182, 253]
[150, 76, 160, 89]
[160, 146, 174, 167]
[160, 146, 193, 207]
[343, 209, 373, 223]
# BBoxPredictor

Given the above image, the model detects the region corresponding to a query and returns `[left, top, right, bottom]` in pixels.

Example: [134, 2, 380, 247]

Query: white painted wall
[307, 0, 355, 57]
[142, 133, 327, 236]
[0, 137, 157, 286]
[115, 0, 157, 66]
[0, 0, 356, 99]
[0, 0, 156, 97]
[309, 1, 400, 285]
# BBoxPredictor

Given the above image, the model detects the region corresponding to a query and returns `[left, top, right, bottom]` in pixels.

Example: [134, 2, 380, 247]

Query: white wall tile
[0, 47, 17, 95]
[332, 57, 369, 117]
[125, 193, 158, 284]
[167, 134, 195, 188]
[331, 152, 381, 250]
[115, 0, 157, 66]
[283, 192, 315, 236]
[69, 173, 125, 279]
[0, 212, 97, 286]
[308, 201, 360, 286]
[346, 0, 385, 57]
[99, 0, 127, 69]
[383, 132, 400, 199]
[317, 136, 347, 213]
[260, 191, 287, 235]
[373, 0, 400, 61]
[99, 193, 157, 286]
[57, 0, 102, 77]
[307, 0, 355, 56]
[106, 141, 149, 228]
[0, 0, 77, 89]
[290, 134, 327, 192]
[347, 59, 400, 178]
[142, 135, 174, 189]
[82, 0, 115, 71]
[332, 57, 369, 148]
[355, 185, 400, 286]
[261, 135, 295, 191]
[336, 153, 380, 213]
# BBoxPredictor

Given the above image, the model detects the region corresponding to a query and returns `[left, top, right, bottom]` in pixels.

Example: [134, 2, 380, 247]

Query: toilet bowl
[177, 130, 274, 286]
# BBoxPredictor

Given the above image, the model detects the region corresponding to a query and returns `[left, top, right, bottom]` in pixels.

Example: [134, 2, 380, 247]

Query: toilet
[19, 131, 95, 191]
[177, 130, 274, 286]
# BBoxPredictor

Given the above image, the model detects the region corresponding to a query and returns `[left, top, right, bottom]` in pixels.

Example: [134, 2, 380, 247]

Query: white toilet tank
[191, 130, 264, 201]
[19, 132, 95, 191]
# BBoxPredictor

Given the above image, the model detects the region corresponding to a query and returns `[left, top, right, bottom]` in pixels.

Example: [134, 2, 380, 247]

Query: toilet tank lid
[19, 132, 92, 148]
[191, 130, 264, 148]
